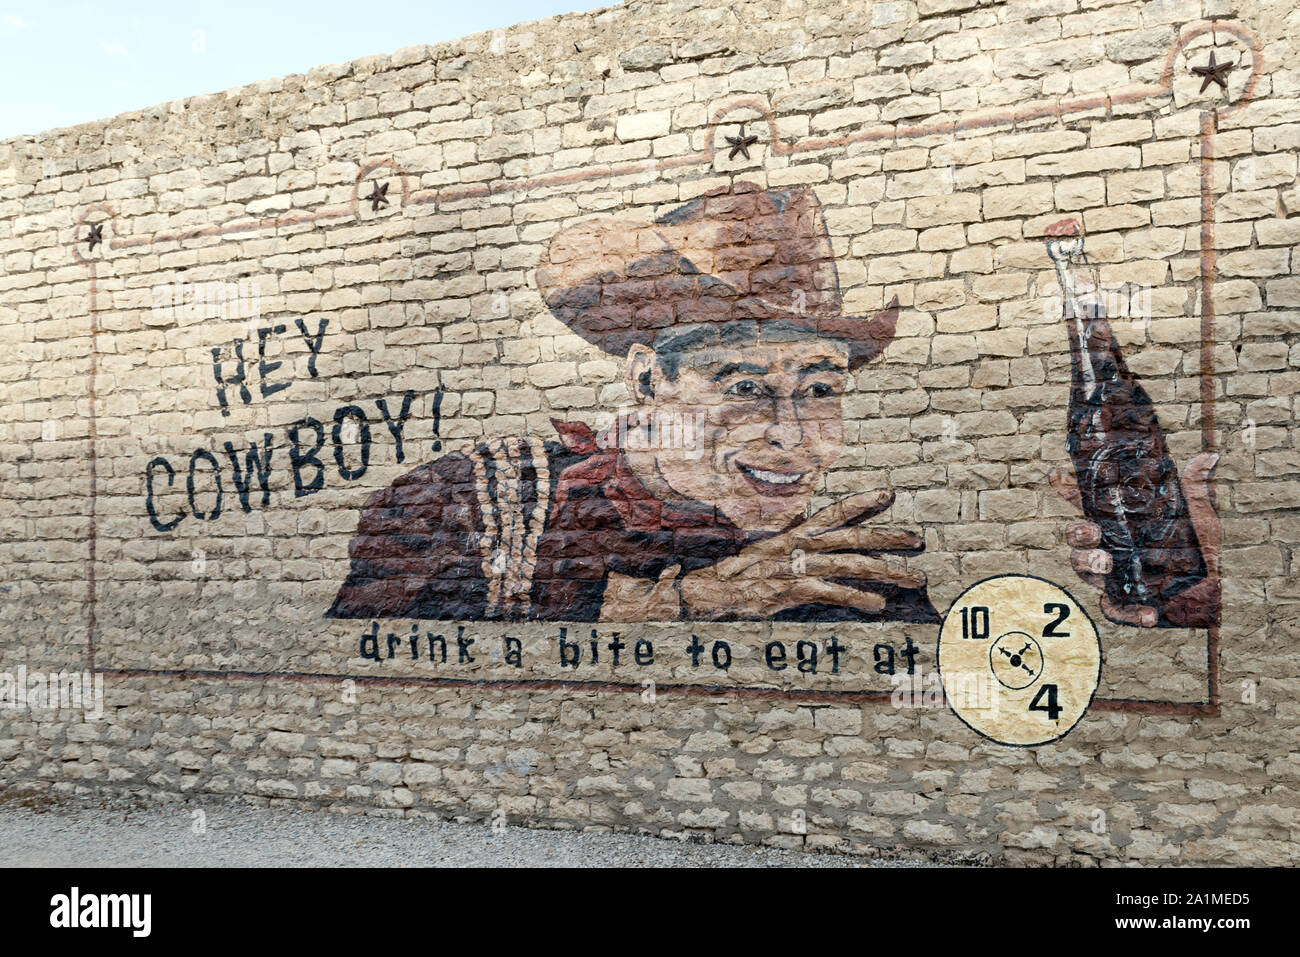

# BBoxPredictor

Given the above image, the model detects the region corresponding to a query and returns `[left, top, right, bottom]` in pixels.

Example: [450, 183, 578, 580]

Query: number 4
[1029, 683, 1062, 721]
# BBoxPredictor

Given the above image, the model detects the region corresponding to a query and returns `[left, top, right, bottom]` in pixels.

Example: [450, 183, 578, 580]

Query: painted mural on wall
[110, 19, 1260, 751]
[325, 185, 1221, 636]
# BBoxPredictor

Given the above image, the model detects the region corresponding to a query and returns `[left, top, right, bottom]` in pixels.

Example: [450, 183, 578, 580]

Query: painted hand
[677, 489, 927, 620]
[601, 564, 686, 623]
[1048, 451, 1221, 628]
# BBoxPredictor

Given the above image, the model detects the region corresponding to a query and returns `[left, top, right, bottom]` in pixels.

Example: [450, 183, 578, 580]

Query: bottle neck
[1055, 255, 1098, 398]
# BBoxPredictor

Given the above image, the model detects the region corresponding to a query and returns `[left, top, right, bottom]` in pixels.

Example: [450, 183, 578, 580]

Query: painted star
[725, 123, 759, 161]
[365, 181, 390, 211]
[1191, 50, 1233, 94]
[85, 223, 103, 250]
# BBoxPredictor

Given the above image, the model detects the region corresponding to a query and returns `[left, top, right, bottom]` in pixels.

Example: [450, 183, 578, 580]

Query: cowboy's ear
[626, 344, 657, 405]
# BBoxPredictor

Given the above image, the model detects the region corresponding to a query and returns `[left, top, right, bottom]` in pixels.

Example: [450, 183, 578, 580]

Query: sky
[0, 0, 601, 140]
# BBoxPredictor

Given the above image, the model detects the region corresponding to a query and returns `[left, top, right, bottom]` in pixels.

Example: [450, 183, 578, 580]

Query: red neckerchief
[550, 416, 746, 538]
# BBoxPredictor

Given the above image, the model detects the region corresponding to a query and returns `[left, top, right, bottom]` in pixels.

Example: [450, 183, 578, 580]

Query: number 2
[1043, 603, 1071, 637]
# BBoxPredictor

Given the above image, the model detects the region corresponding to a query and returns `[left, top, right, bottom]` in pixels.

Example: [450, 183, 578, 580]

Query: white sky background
[0, 0, 599, 139]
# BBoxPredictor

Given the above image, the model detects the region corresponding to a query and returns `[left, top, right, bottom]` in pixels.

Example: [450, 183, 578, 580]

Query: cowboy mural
[327, 181, 938, 622]
[326, 181, 1220, 627]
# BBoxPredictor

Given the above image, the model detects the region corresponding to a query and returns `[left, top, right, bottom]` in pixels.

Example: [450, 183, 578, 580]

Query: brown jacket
[327, 419, 939, 624]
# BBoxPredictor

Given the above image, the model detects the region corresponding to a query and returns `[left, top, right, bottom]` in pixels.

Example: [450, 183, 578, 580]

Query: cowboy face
[625, 333, 850, 533]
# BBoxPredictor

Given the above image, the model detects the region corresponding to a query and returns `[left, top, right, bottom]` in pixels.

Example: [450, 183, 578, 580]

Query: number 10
[960, 605, 990, 641]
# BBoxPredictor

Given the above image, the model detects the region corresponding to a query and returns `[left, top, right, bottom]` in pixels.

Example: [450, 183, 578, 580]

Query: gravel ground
[0, 795, 948, 867]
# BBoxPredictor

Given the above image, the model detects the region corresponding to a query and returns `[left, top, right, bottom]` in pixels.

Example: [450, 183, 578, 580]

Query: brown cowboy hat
[536, 181, 898, 369]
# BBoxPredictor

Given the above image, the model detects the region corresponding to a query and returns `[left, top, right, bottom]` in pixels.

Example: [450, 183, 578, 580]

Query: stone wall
[1, 0, 1298, 863]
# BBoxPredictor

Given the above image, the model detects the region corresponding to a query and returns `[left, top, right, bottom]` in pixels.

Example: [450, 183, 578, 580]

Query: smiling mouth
[738, 462, 808, 496]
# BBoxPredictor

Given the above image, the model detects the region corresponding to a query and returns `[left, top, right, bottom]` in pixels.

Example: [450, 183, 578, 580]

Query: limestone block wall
[1, 0, 1298, 863]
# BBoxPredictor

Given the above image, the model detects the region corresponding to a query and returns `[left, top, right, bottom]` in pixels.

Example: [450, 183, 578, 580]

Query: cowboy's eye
[801, 380, 840, 399]
[724, 379, 760, 398]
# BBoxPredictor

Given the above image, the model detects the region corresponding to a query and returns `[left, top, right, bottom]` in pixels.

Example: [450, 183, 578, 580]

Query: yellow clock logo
[938, 575, 1101, 747]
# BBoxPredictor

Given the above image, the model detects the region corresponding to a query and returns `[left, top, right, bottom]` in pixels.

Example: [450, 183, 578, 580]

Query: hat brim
[545, 283, 900, 370]
[740, 295, 900, 370]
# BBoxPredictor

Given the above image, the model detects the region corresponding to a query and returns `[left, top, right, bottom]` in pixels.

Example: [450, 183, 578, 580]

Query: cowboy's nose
[764, 397, 804, 449]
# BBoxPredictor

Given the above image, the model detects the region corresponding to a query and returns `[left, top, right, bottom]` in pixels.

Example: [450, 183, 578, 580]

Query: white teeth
[743, 466, 804, 485]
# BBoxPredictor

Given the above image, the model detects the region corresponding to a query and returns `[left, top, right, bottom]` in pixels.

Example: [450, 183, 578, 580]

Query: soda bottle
[1045, 219, 1207, 620]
